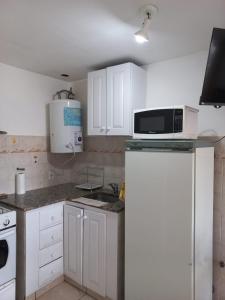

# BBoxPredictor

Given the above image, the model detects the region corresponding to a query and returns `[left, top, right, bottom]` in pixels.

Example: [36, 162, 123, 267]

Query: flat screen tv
[199, 28, 225, 108]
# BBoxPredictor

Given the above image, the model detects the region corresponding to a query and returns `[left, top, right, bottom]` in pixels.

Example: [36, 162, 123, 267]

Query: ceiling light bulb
[134, 14, 151, 44]
[134, 30, 149, 43]
[134, 4, 158, 44]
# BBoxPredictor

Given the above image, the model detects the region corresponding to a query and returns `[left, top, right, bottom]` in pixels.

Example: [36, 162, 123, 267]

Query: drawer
[39, 257, 63, 288]
[40, 204, 63, 230]
[39, 242, 63, 267]
[39, 224, 63, 250]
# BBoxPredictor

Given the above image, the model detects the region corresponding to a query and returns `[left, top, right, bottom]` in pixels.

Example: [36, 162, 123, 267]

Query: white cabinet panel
[39, 203, 63, 230]
[18, 203, 65, 300]
[39, 242, 63, 267]
[0, 280, 15, 300]
[26, 210, 39, 297]
[88, 69, 107, 135]
[64, 205, 83, 285]
[88, 63, 146, 136]
[39, 224, 63, 250]
[83, 210, 106, 297]
[39, 257, 63, 288]
[107, 63, 131, 135]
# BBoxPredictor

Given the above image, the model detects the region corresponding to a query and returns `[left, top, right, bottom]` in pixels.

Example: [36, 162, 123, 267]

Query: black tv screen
[199, 28, 225, 107]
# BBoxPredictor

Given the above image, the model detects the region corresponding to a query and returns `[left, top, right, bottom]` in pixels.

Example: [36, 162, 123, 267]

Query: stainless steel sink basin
[85, 192, 119, 203]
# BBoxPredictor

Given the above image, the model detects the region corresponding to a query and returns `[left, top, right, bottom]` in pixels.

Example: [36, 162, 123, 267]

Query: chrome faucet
[108, 183, 119, 197]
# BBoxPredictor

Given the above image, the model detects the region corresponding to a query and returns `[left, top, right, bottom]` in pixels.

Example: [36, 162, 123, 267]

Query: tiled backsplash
[0, 135, 74, 193]
[72, 136, 125, 187]
[0, 135, 125, 194]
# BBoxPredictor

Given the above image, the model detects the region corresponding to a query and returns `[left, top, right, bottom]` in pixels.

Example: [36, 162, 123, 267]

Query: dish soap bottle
[119, 182, 125, 201]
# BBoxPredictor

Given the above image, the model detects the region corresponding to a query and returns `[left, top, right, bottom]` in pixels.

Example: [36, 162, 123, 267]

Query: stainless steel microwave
[133, 106, 199, 139]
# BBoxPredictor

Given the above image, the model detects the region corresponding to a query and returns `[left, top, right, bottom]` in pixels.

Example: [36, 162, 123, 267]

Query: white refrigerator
[125, 140, 214, 300]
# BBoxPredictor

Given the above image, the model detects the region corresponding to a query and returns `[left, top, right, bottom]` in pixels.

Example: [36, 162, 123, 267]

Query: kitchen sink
[85, 192, 119, 203]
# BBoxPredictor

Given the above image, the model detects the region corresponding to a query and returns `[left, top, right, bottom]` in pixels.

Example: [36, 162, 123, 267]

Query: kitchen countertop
[0, 183, 124, 213]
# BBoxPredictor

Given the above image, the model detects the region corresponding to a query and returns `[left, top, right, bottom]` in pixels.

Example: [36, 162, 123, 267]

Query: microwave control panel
[173, 109, 183, 133]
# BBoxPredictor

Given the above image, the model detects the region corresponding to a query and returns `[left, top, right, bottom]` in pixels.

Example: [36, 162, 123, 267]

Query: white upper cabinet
[88, 69, 107, 135]
[106, 64, 131, 135]
[88, 63, 146, 136]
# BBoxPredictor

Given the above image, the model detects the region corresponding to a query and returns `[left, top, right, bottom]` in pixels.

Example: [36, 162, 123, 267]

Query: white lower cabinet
[17, 201, 123, 300]
[39, 242, 63, 268]
[64, 204, 124, 300]
[39, 223, 63, 250]
[39, 257, 63, 288]
[21, 202, 64, 300]
[0, 280, 15, 300]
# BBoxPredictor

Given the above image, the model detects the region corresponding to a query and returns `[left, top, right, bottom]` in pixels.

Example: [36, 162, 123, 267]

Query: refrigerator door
[125, 151, 194, 300]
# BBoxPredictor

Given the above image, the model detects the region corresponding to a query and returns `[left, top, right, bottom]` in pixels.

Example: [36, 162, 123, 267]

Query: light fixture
[134, 13, 151, 43]
[134, 4, 158, 44]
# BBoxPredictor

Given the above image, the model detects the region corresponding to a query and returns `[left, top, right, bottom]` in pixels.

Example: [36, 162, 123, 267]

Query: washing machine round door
[0, 240, 8, 268]
[0, 228, 16, 286]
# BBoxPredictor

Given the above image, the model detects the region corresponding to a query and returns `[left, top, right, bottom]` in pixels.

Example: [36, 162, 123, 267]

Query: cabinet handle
[51, 235, 54, 240]
[83, 215, 88, 220]
[106, 127, 111, 133]
[51, 216, 54, 221]
[77, 214, 81, 219]
[100, 127, 106, 132]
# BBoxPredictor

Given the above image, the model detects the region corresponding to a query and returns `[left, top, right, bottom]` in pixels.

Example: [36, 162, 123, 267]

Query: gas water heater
[49, 99, 83, 153]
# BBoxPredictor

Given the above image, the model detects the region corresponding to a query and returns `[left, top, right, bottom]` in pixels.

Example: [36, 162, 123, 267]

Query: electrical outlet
[33, 155, 39, 164]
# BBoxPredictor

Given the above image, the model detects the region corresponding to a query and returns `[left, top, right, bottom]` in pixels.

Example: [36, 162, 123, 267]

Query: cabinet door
[83, 210, 106, 297]
[107, 63, 131, 135]
[64, 205, 83, 285]
[88, 69, 107, 135]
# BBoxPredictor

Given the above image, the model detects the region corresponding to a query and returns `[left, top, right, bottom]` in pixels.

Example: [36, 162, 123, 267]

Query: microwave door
[134, 109, 174, 134]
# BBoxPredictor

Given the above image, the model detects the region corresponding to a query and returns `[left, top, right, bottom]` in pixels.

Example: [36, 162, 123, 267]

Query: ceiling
[0, 0, 225, 81]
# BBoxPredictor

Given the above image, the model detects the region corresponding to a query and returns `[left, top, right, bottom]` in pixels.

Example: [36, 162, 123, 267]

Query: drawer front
[40, 204, 63, 230]
[39, 257, 63, 288]
[40, 224, 63, 250]
[0, 280, 15, 300]
[39, 242, 63, 267]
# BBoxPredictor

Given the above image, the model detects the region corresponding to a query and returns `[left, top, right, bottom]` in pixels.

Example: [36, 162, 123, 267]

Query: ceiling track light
[134, 4, 158, 44]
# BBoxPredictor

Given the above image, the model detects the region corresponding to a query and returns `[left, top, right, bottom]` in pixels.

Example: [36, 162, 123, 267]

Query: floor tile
[38, 282, 85, 300]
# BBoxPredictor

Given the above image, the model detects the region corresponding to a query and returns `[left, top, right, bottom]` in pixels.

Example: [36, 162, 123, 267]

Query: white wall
[145, 51, 225, 136]
[0, 62, 68, 136]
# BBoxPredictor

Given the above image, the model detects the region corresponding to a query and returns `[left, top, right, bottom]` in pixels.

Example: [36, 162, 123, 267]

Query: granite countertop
[0, 183, 124, 213]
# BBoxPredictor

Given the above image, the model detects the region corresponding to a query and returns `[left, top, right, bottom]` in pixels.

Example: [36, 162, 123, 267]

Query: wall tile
[0, 136, 74, 194]
[0, 135, 7, 153]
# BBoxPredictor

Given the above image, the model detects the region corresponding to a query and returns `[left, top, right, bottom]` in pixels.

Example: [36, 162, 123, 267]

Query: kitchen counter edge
[0, 183, 124, 213]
